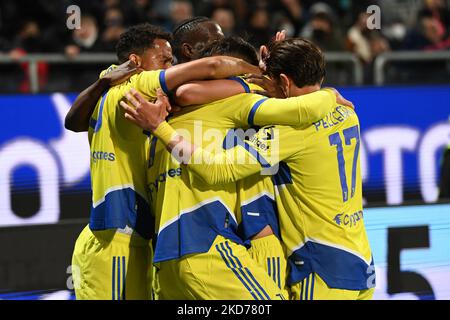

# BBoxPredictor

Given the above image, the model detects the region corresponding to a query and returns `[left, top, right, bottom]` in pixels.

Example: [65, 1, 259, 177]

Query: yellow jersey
[148, 85, 337, 263]
[88, 66, 170, 239]
[188, 102, 375, 290]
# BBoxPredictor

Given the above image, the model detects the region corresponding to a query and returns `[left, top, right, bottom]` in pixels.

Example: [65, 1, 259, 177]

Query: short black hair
[172, 16, 211, 62]
[265, 38, 326, 88]
[201, 36, 258, 65]
[116, 23, 172, 63]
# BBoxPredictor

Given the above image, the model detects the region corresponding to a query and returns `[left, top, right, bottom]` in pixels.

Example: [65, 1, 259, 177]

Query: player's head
[116, 23, 173, 71]
[172, 17, 224, 63]
[265, 38, 326, 97]
[200, 36, 258, 65]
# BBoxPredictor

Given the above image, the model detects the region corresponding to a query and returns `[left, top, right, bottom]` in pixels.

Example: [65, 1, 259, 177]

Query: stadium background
[0, 0, 449, 300]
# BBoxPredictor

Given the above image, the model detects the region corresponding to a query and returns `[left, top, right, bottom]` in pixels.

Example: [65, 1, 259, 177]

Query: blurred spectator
[347, 11, 390, 64]
[1, 0, 450, 93]
[103, 0, 121, 10]
[11, 21, 44, 53]
[8, 21, 50, 93]
[419, 0, 450, 34]
[101, 7, 126, 51]
[404, 10, 450, 50]
[381, 19, 408, 51]
[124, 0, 156, 25]
[65, 15, 104, 58]
[211, 7, 236, 36]
[301, 8, 345, 51]
[199, 0, 247, 22]
[279, 0, 304, 36]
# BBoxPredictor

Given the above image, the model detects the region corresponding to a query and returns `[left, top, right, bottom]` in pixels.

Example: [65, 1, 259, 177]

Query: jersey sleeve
[246, 89, 336, 127]
[134, 69, 168, 99]
[187, 125, 302, 185]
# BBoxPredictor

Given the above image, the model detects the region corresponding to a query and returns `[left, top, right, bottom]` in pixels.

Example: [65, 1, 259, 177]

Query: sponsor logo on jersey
[148, 167, 182, 193]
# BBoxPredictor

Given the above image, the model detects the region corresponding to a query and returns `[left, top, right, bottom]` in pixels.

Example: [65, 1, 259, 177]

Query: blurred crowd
[1, 0, 450, 91]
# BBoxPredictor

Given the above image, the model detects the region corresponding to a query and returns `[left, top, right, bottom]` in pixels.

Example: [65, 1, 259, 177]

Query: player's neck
[290, 84, 321, 97]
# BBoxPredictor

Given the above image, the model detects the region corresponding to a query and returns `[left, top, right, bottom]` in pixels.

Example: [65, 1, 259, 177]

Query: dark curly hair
[265, 38, 326, 88]
[172, 16, 212, 63]
[116, 23, 172, 63]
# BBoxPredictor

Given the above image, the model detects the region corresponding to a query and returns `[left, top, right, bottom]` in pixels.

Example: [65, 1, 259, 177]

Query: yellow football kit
[180, 102, 376, 300]
[149, 84, 337, 299]
[72, 66, 170, 300]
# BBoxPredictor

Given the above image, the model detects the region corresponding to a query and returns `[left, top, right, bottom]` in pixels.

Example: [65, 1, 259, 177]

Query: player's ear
[279, 73, 290, 98]
[129, 54, 141, 67]
[181, 43, 194, 60]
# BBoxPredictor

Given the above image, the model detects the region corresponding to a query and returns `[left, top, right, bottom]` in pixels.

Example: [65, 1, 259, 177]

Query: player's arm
[120, 90, 289, 185]
[64, 60, 142, 132]
[247, 88, 354, 128]
[173, 78, 250, 106]
[162, 56, 260, 93]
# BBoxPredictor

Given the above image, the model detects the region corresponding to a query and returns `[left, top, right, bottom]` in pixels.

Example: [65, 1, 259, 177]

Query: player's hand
[120, 88, 171, 131]
[325, 87, 355, 109]
[274, 30, 287, 42]
[103, 60, 144, 86]
[245, 74, 285, 98]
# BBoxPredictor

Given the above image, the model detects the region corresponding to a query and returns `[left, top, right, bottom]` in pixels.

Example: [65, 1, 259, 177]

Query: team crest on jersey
[260, 126, 275, 141]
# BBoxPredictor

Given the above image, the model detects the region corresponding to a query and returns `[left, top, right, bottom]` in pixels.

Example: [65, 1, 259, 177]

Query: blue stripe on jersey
[224, 242, 270, 301]
[277, 257, 281, 289]
[239, 194, 280, 243]
[228, 77, 250, 93]
[154, 200, 244, 263]
[272, 258, 276, 284]
[287, 241, 375, 290]
[300, 278, 304, 300]
[112, 257, 116, 300]
[248, 98, 268, 127]
[310, 273, 315, 300]
[221, 242, 265, 300]
[94, 92, 108, 133]
[122, 256, 126, 300]
[89, 118, 97, 130]
[220, 241, 264, 300]
[215, 244, 259, 300]
[148, 136, 158, 168]
[267, 257, 271, 278]
[89, 187, 153, 240]
[244, 267, 271, 300]
[304, 274, 310, 300]
[159, 70, 169, 95]
[117, 256, 121, 300]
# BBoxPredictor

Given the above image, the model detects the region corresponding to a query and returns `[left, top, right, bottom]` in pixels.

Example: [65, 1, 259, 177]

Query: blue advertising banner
[0, 86, 450, 226]
[0, 93, 90, 226]
[342, 86, 450, 204]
